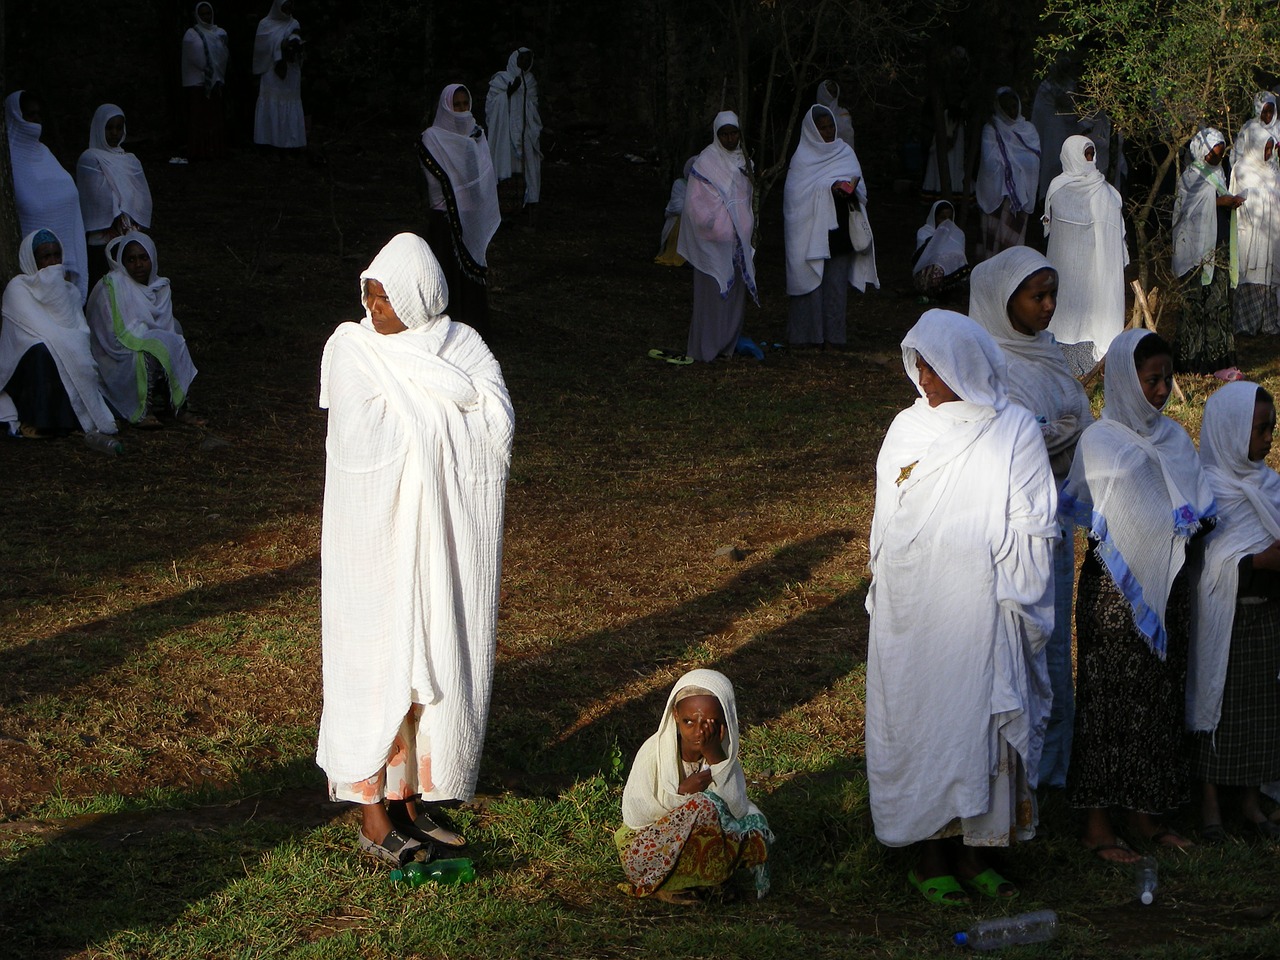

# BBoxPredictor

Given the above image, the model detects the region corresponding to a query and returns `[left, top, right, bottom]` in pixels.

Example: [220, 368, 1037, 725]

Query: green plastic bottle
[389, 857, 475, 886]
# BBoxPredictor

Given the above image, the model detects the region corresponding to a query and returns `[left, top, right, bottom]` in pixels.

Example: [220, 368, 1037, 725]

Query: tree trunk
[0, 1, 22, 281]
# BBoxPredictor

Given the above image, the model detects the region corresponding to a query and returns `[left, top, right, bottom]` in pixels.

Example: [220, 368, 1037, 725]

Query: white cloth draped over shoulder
[783, 105, 877, 296]
[1188, 381, 1280, 732]
[5, 91, 89, 303]
[1230, 92, 1278, 166]
[252, 1, 305, 148]
[621, 669, 762, 829]
[1173, 128, 1230, 283]
[485, 48, 542, 204]
[865, 310, 1057, 847]
[677, 111, 757, 299]
[316, 233, 514, 799]
[977, 88, 1041, 216]
[816, 80, 855, 150]
[1043, 135, 1128, 359]
[421, 84, 501, 267]
[181, 3, 229, 90]
[1230, 122, 1280, 288]
[1061, 328, 1216, 658]
[0, 230, 117, 434]
[85, 232, 197, 422]
[969, 246, 1093, 481]
[76, 104, 154, 233]
[252, 0, 298, 75]
[913, 200, 967, 278]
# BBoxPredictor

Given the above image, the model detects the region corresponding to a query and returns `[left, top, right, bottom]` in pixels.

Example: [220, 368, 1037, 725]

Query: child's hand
[698, 717, 727, 764]
[677, 768, 713, 795]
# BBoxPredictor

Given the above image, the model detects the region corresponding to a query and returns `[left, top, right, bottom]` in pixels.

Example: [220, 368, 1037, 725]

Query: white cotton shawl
[620, 669, 760, 829]
[1030, 77, 1080, 200]
[783, 105, 877, 295]
[0, 230, 116, 434]
[657, 174, 686, 254]
[1061, 329, 1216, 657]
[816, 80, 855, 149]
[181, 4, 229, 90]
[316, 233, 513, 798]
[252, 0, 298, 75]
[1230, 93, 1278, 165]
[865, 310, 1057, 847]
[485, 48, 543, 203]
[421, 84, 501, 267]
[677, 111, 757, 297]
[969, 247, 1093, 482]
[1229, 122, 1280, 287]
[1173, 128, 1230, 282]
[85, 233, 197, 421]
[1043, 135, 1128, 357]
[5, 91, 89, 303]
[976, 88, 1041, 215]
[913, 201, 967, 277]
[76, 105, 153, 232]
[1188, 381, 1280, 731]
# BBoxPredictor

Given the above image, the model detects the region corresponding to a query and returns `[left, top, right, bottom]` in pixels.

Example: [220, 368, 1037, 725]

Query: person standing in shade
[976, 87, 1040, 260]
[486, 48, 542, 215]
[252, 0, 305, 152]
[180, 2, 230, 160]
[76, 105, 154, 287]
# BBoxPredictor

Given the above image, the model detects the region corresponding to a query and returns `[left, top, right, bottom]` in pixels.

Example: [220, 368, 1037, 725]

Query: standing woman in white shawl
[816, 80, 855, 149]
[617, 669, 772, 903]
[678, 111, 757, 362]
[76, 105, 154, 287]
[912, 200, 968, 298]
[1229, 123, 1280, 335]
[252, 0, 305, 151]
[85, 233, 200, 428]
[0, 229, 119, 447]
[1172, 128, 1242, 376]
[1189, 382, 1280, 842]
[1061, 329, 1216, 859]
[1042, 135, 1128, 371]
[976, 87, 1040, 260]
[317, 233, 513, 866]
[485, 48, 542, 212]
[4, 91, 89, 303]
[418, 84, 501, 334]
[181, 2, 230, 160]
[784, 105, 878, 348]
[969, 247, 1094, 790]
[866, 310, 1057, 904]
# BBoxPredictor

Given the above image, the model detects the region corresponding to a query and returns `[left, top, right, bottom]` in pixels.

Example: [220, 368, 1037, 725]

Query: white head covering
[1173, 128, 1230, 280]
[677, 111, 757, 298]
[77, 104, 153, 231]
[976, 86, 1041, 215]
[816, 79, 855, 149]
[253, 0, 300, 75]
[420, 84, 501, 267]
[105, 231, 172, 324]
[1042, 134, 1104, 215]
[183, 3, 230, 90]
[783, 104, 862, 295]
[1229, 121, 1280, 287]
[902, 309, 1007, 414]
[1189, 381, 1280, 731]
[359, 233, 450, 334]
[913, 200, 966, 277]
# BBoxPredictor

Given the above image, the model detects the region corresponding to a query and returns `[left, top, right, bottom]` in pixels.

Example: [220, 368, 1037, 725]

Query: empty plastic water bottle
[389, 857, 475, 887]
[83, 431, 123, 455]
[953, 909, 1058, 950]
[1134, 856, 1158, 905]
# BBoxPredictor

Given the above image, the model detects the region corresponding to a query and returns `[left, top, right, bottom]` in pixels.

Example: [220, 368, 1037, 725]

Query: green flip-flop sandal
[908, 869, 970, 906]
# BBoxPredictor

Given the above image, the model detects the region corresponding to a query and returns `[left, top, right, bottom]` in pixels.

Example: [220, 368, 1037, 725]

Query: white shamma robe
[486, 48, 542, 205]
[866, 310, 1057, 848]
[316, 233, 514, 801]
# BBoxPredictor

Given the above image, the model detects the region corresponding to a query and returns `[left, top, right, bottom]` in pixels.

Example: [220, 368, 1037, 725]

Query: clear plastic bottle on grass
[389, 857, 475, 887]
[1134, 856, 1158, 905]
[84, 431, 123, 455]
[953, 909, 1058, 950]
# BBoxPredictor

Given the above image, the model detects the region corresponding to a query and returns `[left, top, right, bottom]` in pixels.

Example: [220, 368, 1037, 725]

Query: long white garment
[976, 88, 1041, 216]
[783, 105, 877, 296]
[677, 111, 757, 298]
[1230, 92, 1278, 166]
[1188, 381, 1280, 731]
[922, 110, 965, 195]
[816, 80, 855, 150]
[1230, 122, 1280, 287]
[485, 48, 543, 205]
[181, 3, 229, 90]
[253, 15, 305, 149]
[865, 310, 1056, 847]
[1029, 77, 1082, 201]
[1043, 135, 1128, 358]
[657, 174, 686, 254]
[316, 233, 513, 798]
[0, 230, 117, 434]
[913, 200, 967, 278]
[4, 91, 89, 303]
[968, 246, 1093, 481]
[76, 104, 154, 233]
[420, 84, 501, 266]
[1172, 128, 1230, 282]
[85, 233, 198, 422]
[251, 0, 297, 75]
[621, 669, 762, 829]
[1061, 329, 1216, 657]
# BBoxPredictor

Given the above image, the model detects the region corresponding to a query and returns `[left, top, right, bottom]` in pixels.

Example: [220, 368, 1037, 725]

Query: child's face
[674, 695, 725, 759]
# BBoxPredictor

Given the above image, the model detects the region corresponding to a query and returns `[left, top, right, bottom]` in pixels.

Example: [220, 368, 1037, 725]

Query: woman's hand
[1217, 194, 1245, 209]
[677, 768, 713, 795]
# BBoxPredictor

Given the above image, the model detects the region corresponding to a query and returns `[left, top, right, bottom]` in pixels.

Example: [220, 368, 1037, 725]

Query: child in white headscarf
[976, 87, 1041, 260]
[911, 200, 968, 298]
[76, 104, 154, 286]
[1229, 122, 1280, 335]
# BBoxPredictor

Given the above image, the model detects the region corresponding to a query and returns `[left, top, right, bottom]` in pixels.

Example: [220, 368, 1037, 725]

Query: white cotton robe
[865, 310, 1057, 847]
[252, 1, 305, 148]
[486, 48, 542, 205]
[1230, 123, 1280, 288]
[1044, 135, 1128, 360]
[976, 89, 1040, 217]
[316, 234, 514, 801]
[77, 104, 154, 233]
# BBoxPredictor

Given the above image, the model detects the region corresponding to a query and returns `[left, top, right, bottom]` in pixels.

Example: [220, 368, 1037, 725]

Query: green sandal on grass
[962, 867, 1018, 899]
[908, 869, 970, 906]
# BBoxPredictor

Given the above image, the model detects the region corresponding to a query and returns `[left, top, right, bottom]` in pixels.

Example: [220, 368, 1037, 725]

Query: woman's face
[916, 356, 960, 407]
[1135, 352, 1174, 409]
[34, 242, 62, 269]
[1263, 102, 1276, 125]
[1084, 144, 1096, 163]
[814, 112, 836, 143]
[19, 94, 41, 125]
[105, 115, 125, 148]
[122, 241, 152, 284]
[997, 91, 1019, 119]
[716, 124, 741, 151]
[674, 695, 725, 761]
[1205, 142, 1226, 166]
[197, 3, 213, 24]
[935, 203, 953, 224]
[451, 87, 470, 113]
[1250, 399, 1276, 462]
[363, 279, 407, 335]
[1006, 268, 1058, 336]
